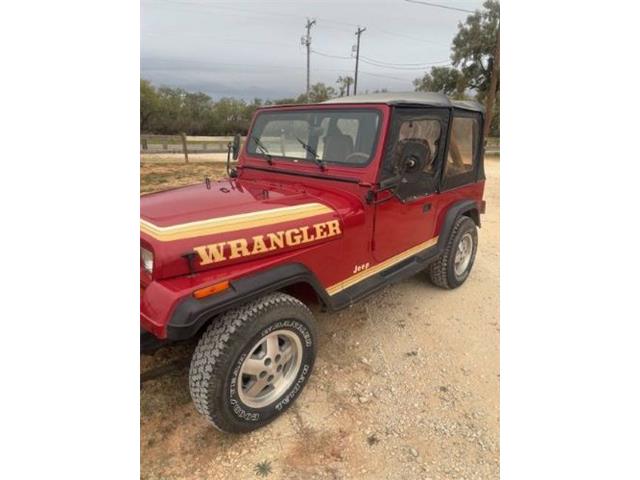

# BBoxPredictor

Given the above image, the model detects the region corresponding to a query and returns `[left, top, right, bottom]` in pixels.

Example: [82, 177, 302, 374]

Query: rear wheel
[429, 215, 478, 289]
[189, 292, 317, 433]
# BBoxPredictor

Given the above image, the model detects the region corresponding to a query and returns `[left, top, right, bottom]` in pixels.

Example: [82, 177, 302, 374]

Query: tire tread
[189, 292, 312, 431]
[429, 215, 476, 289]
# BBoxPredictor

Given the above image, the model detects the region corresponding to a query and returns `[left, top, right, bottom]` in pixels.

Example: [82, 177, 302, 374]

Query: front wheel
[189, 292, 317, 433]
[429, 215, 478, 289]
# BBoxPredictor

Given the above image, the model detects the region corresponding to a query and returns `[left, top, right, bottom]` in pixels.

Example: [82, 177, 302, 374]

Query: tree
[183, 91, 214, 134]
[140, 79, 159, 133]
[139, 80, 342, 135]
[413, 66, 466, 98]
[412, 1, 500, 136]
[208, 97, 249, 135]
[265, 97, 297, 106]
[451, 0, 499, 135]
[451, 0, 499, 99]
[154, 86, 188, 134]
[336, 76, 354, 97]
[297, 83, 337, 104]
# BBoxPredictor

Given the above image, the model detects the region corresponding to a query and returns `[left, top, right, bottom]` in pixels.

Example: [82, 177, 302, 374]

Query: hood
[140, 178, 344, 279]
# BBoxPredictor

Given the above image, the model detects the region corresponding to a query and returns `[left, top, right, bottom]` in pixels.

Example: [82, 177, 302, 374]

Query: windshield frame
[245, 107, 383, 169]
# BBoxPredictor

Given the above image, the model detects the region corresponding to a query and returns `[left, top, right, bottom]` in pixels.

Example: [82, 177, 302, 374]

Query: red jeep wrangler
[141, 92, 486, 432]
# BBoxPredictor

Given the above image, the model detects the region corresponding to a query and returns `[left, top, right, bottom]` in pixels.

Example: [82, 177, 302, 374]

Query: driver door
[371, 108, 448, 262]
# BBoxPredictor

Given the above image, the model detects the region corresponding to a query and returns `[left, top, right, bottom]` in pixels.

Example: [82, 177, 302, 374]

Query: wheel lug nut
[277, 365, 283, 372]
[267, 375, 274, 382]
[275, 354, 281, 362]
[264, 358, 272, 366]
[259, 371, 267, 379]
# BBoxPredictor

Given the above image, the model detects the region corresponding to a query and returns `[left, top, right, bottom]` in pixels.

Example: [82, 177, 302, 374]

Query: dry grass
[140, 163, 228, 194]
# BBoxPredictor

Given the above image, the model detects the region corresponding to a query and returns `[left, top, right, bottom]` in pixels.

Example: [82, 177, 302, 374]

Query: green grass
[254, 461, 272, 477]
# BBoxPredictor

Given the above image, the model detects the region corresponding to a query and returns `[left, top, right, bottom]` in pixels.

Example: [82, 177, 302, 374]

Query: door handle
[422, 203, 432, 214]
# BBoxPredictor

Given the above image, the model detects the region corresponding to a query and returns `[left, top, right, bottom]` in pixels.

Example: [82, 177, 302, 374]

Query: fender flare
[166, 263, 330, 341]
[437, 200, 480, 251]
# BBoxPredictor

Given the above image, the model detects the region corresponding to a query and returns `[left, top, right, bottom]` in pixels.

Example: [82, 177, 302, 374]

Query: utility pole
[302, 18, 316, 98]
[483, 25, 499, 138]
[353, 26, 366, 95]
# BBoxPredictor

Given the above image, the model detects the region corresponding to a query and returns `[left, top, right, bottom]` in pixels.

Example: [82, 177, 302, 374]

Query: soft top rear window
[247, 109, 381, 167]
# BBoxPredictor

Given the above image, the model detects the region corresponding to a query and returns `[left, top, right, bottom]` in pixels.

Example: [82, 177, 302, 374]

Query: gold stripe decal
[141, 203, 334, 242]
[326, 236, 439, 296]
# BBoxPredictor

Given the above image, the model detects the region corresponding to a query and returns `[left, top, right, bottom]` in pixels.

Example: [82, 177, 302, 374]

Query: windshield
[247, 109, 381, 167]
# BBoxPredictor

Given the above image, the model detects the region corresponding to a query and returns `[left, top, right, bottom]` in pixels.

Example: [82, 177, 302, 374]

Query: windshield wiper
[251, 136, 273, 165]
[295, 137, 326, 171]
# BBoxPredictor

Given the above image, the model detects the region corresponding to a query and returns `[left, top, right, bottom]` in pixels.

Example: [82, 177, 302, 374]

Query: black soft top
[322, 91, 484, 113]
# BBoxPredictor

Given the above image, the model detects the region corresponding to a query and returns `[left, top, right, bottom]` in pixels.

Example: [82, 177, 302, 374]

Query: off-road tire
[429, 215, 478, 289]
[189, 292, 317, 433]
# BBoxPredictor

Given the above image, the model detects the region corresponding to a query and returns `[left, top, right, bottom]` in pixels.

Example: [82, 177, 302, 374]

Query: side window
[388, 114, 445, 201]
[442, 115, 480, 188]
[395, 119, 441, 175]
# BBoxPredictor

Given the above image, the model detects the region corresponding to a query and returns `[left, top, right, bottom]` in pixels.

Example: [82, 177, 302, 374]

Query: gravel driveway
[141, 157, 500, 480]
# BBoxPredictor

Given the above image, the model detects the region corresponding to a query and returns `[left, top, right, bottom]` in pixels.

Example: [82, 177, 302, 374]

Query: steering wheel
[345, 152, 370, 164]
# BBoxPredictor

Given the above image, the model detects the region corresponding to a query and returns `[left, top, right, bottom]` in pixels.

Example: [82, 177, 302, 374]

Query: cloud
[141, 56, 305, 99]
[140, 0, 485, 100]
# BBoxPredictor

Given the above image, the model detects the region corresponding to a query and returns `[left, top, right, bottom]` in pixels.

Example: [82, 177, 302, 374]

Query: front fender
[166, 263, 330, 341]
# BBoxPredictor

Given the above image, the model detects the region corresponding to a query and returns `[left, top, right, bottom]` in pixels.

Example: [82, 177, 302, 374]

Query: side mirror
[378, 174, 402, 191]
[232, 134, 241, 160]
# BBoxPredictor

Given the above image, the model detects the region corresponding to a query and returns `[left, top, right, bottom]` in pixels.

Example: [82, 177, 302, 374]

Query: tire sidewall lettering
[228, 320, 313, 422]
[261, 319, 313, 348]
[229, 352, 260, 422]
[275, 363, 309, 411]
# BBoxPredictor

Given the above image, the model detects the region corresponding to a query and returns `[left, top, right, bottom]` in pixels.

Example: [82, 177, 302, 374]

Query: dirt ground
[140, 157, 500, 480]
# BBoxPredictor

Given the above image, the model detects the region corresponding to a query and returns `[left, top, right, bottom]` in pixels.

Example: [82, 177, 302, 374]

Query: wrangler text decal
[193, 220, 341, 266]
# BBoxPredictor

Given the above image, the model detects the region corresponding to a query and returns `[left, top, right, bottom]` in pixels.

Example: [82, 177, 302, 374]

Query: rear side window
[442, 115, 481, 189]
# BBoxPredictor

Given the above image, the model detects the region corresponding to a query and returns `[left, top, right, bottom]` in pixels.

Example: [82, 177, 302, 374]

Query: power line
[359, 71, 413, 83]
[360, 55, 450, 67]
[359, 58, 451, 70]
[404, 0, 475, 14]
[311, 49, 352, 60]
[311, 50, 450, 67]
[144, 0, 456, 90]
[143, 31, 295, 49]
[147, 0, 448, 47]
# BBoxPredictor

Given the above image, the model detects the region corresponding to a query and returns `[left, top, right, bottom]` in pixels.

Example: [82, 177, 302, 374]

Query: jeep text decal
[193, 219, 341, 266]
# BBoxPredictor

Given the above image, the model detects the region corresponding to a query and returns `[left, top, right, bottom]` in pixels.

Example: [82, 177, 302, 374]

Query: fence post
[181, 133, 189, 163]
[141, 138, 148, 150]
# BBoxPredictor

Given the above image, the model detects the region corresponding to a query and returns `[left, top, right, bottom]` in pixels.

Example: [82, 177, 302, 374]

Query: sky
[141, 0, 486, 100]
